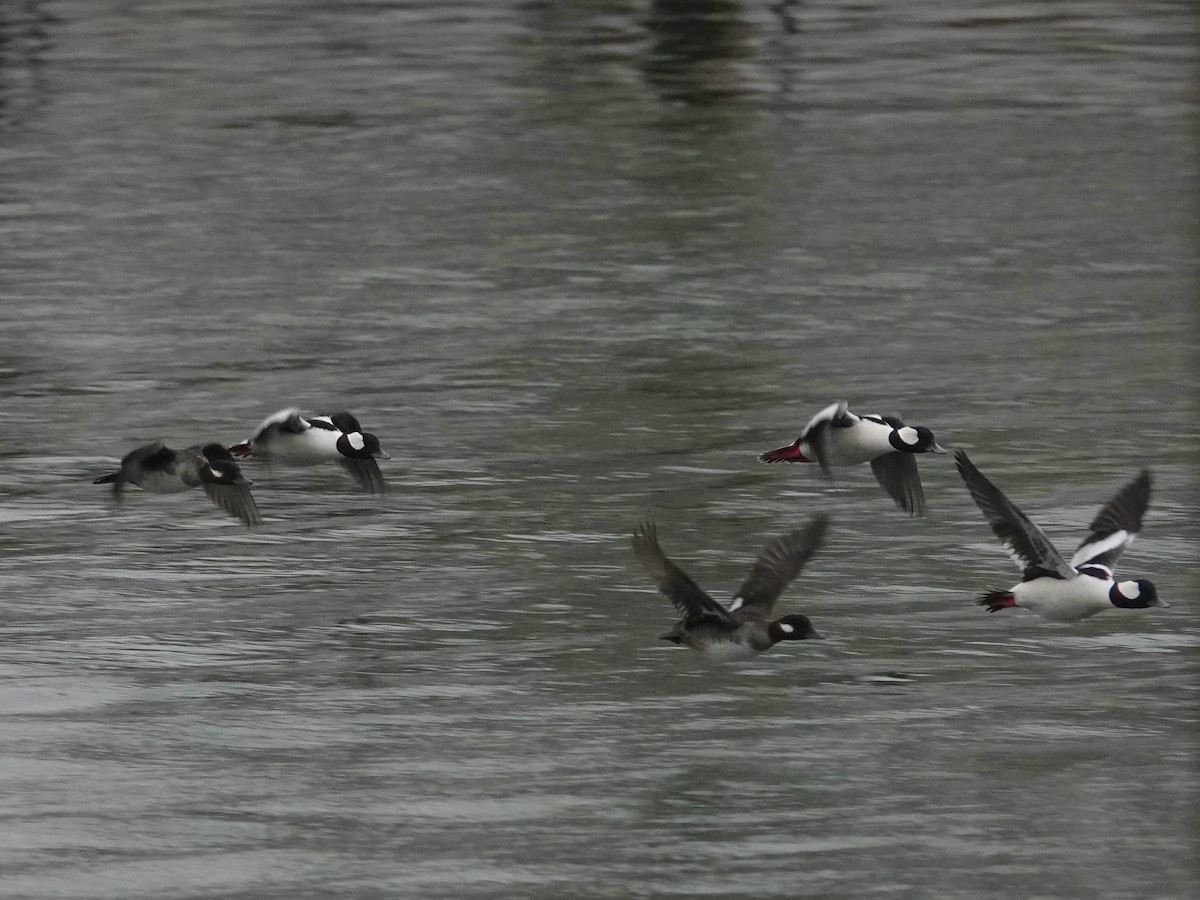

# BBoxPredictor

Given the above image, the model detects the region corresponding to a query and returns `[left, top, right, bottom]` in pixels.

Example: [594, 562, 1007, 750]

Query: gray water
[1, 1, 1197, 897]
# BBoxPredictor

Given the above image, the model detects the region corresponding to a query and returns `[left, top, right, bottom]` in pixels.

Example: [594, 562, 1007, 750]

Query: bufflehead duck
[759, 401, 944, 516]
[229, 408, 390, 494]
[631, 515, 829, 660]
[954, 450, 1166, 622]
[94, 441, 263, 526]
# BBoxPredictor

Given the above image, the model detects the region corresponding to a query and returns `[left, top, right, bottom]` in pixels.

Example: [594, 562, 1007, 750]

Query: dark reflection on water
[0, 0, 1197, 897]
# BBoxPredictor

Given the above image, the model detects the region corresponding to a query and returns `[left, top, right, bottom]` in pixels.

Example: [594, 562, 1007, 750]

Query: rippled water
[1, 1, 1197, 897]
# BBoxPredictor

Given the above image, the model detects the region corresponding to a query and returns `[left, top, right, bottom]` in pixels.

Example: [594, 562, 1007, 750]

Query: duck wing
[201, 481, 263, 526]
[193, 444, 263, 526]
[1069, 470, 1151, 577]
[954, 450, 1075, 581]
[327, 411, 365, 434]
[253, 407, 310, 440]
[729, 514, 829, 617]
[337, 457, 387, 494]
[632, 522, 736, 628]
[797, 401, 854, 476]
[870, 452, 926, 516]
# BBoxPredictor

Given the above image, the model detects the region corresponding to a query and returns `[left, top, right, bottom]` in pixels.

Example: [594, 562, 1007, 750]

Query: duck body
[94, 442, 262, 526]
[632, 517, 828, 660]
[659, 613, 820, 661]
[955, 450, 1165, 623]
[230, 408, 390, 493]
[760, 401, 944, 515]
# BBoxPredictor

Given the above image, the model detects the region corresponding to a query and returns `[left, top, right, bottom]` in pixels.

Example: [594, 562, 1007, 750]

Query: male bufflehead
[760, 401, 944, 515]
[954, 450, 1166, 622]
[94, 442, 262, 526]
[229, 408, 390, 494]
[631, 516, 829, 660]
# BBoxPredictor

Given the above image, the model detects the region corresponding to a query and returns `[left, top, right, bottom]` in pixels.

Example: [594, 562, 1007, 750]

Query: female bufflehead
[229, 408, 390, 494]
[759, 401, 944, 516]
[954, 450, 1166, 623]
[94, 442, 262, 526]
[631, 516, 829, 660]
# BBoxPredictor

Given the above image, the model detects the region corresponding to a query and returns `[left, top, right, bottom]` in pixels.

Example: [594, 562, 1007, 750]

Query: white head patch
[347, 432, 365, 451]
[1119, 580, 1140, 599]
[778, 622, 794, 634]
[728, 596, 745, 612]
[898, 426, 919, 446]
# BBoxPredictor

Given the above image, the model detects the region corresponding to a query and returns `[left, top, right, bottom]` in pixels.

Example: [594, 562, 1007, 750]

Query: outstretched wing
[729, 514, 830, 617]
[252, 407, 309, 439]
[201, 481, 263, 527]
[870, 452, 926, 516]
[327, 411, 364, 434]
[799, 401, 856, 476]
[631, 522, 736, 627]
[954, 450, 1075, 581]
[1069, 470, 1151, 577]
[338, 457, 387, 494]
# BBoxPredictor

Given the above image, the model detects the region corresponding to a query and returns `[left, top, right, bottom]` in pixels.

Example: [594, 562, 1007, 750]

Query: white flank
[825, 417, 895, 465]
[1012, 575, 1114, 622]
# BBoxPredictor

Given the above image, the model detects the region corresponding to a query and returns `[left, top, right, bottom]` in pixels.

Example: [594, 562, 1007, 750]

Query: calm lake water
[1, 1, 1197, 897]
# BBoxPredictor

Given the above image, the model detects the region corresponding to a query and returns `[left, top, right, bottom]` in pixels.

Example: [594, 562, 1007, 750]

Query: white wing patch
[256, 407, 304, 432]
[800, 401, 851, 439]
[1070, 530, 1130, 568]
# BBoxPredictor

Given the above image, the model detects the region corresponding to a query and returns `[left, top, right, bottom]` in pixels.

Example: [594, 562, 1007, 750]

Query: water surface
[1, 1, 1197, 897]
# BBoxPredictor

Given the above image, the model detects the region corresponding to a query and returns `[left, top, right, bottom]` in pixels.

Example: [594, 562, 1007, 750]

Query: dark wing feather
[254, 409, 310, 438]
[122, 441, 174, 473]
[201, 482, 263, 526]
[328, 411, 364, 434]
[337, 458, 387, 494]
[1069, 470, 1151, 573]
[798, 401, 853, 477]
[730, 514, 829, 616]
[805, 419, 835, 477]
[631, 522, 736, 626]
[954, 450, 1075, 580]
[870, 452, 926, 516]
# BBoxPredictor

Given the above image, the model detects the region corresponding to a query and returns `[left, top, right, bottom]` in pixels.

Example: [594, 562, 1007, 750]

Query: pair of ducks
[633, 401, 1167, 660]
[93, 408, 391, 526]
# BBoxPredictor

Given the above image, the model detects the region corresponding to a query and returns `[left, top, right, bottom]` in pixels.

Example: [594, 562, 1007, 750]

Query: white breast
[810, 418, 896, 466]
[257, 428, 343, 465]
[1012, 576, 1113, 622]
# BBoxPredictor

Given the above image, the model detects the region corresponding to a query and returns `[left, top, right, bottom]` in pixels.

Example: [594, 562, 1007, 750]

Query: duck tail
[978, 591, 1016, 613]
[759, 443, 810, 464]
